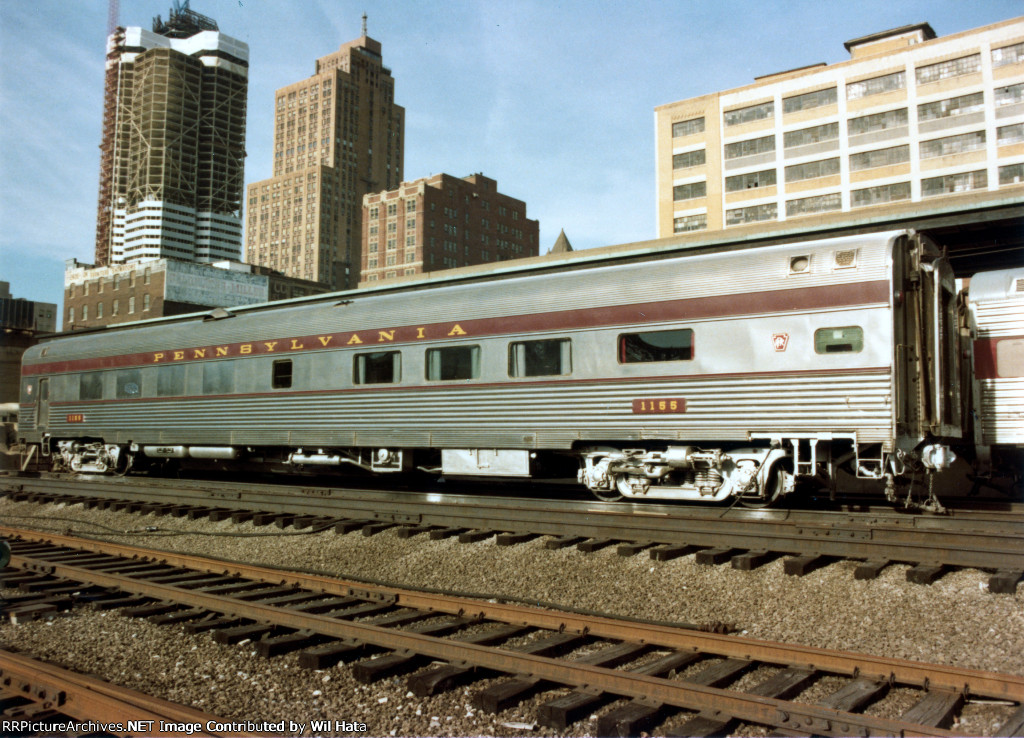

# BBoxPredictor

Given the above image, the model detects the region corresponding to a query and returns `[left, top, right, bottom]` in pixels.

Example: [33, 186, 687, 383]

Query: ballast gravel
[0, 496, 1022, 737]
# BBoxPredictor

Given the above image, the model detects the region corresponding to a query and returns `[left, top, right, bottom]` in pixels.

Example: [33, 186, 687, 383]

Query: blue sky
[1, 0, 1020, 320]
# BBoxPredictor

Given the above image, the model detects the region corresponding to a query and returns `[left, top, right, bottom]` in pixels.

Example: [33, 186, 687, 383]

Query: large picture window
[354, 351, 401, 385]
[619, 329, 694, 363]
[509, 339, 571, 377]
[426, 346, 481, 381]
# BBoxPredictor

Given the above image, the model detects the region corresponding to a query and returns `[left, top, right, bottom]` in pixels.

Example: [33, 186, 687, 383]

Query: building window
[672, 181, 707, 201]
[847, 71, 905, 100]
[784, 122, 838, 149]
[851, 182, 911, 207]
[918, 92, 985, 122]
[619, 329, 693, 363]
[112, 299, 119, 316]
[96, 302, 103, 319]
[724, 101, 773, 126]
[783, 87, 837, 114]
[672, 117, 705, 137]
[82, 304, 88, 321]
[673, 213, 707, 233]
[921, 170, 988, 197]
[405, 199, 416, 212]
[998, 123, 1024, 146]
[849, 146, 909, 171]
[144, 268, 151, 284]
[143, 294, 151, 312]
[999, 163, 1024, 185]
[672, 149, 706, 169]
[848, 108, 908, 136]
[724, 135, 775, 160]
[725, 202, 777, 226]
[920, 131, 986, 159]
[993, 42, 1024, 68]
[426, 346, 480, 381]
[785, 157, 840, 182]
[786, 192, 842, 217]
[996, 83, 1024, 107]
[725, 169, 776, 192]
[68, 307, 74, 323]
[509, 339, 571, 377]
[128, 296, 136, 314]
[916, 54, 981, 85]
[386, 203, 397, 216]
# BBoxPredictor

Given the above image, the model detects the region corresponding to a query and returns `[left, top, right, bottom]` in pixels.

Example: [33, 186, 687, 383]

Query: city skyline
[1, 1, 1020, 320]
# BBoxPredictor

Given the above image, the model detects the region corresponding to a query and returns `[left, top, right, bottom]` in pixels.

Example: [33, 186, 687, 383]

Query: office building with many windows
[95, 5, 248, 266]
[245, 27, 404, 290]
[655, 17, 1024, 237]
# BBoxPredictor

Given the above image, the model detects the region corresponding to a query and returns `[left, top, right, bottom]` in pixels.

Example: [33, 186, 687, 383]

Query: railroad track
[2, 473, 1022, 593]
[0, 648, 245, 737]
[2, 526, 1023, 737]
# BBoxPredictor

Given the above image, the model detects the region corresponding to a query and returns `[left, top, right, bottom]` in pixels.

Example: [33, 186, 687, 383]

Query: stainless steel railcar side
[19, 230, 963, 506]
[967, 267, 1024, 478]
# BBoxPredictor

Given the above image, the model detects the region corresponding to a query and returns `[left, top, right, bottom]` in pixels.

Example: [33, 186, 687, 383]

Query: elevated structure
[655, 17, 1024, 242]
[360, 173, 538, 283]
[94, 3, 248, 267]
[245, 28, 405, 290]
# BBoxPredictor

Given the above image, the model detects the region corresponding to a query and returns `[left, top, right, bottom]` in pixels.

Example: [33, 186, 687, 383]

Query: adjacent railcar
[968, 267, 1024, 476]
[18, 230, 964, 506]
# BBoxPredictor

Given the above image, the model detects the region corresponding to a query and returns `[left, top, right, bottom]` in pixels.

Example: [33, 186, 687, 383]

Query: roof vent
[203, 307, 235, 321]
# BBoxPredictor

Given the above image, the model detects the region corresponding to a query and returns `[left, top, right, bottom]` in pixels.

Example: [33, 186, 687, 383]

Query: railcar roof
[45, 229, 908, 344]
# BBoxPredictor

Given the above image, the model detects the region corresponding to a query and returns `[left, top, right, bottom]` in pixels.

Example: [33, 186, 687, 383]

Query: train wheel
[591, 485, 624, 502]
[738, 463, 784, 508]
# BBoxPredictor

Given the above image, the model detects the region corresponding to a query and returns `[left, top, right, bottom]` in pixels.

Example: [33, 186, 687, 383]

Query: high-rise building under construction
[94, 3, 248, 267]
[245, 26, 405, 290]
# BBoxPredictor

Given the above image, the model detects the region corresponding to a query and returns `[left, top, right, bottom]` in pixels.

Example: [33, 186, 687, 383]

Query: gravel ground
[1, 496, 1022, 736]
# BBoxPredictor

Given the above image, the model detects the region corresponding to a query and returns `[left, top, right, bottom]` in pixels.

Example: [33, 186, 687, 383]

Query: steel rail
[0, 649, 235, 737]
[3, 474, 1023, 571]
[4, 527, 1024, 737]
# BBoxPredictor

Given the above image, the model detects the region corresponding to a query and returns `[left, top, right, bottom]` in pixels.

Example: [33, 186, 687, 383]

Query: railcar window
[156, 365, 186, 397]
[115, 369, 142, 399]
[509, 339, 571, 377]
[272, 359, 293, 389]
[202, 362, 235, 394]
[619, 330, 694, 363]
[354, 351, 401, 384]
[814, 326, 864, 354]
[426, 346, 481, 381]
[79, 372, 104, 400]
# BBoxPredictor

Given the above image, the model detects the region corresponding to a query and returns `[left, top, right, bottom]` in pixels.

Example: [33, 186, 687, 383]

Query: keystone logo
[772, 333, 789, 351]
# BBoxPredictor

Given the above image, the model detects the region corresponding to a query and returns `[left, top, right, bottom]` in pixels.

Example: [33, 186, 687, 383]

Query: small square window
[272, 359, 293, 389]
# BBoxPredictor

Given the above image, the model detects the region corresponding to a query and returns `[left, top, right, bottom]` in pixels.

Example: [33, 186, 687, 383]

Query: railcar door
[892, 234, 963, 443]
[37, 378, 49, 429]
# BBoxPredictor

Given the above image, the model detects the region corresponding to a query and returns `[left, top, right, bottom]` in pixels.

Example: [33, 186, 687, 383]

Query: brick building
[360, 173, 539, 284]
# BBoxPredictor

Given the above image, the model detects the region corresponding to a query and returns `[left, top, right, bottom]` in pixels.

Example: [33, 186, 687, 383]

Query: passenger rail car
[968, 267, 1024, 477]
[19, 230, 967, 506]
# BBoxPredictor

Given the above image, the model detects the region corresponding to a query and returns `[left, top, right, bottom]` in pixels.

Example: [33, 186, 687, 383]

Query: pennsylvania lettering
[150, 323, 469, 364]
